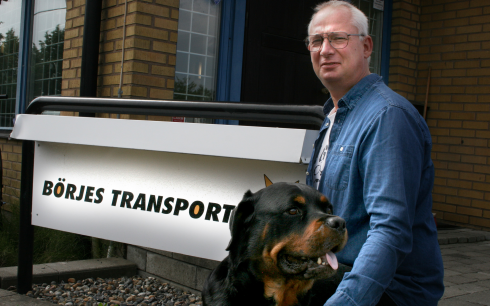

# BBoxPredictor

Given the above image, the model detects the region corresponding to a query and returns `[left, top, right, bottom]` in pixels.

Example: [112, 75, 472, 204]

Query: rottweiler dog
[203, 182, 348, 306]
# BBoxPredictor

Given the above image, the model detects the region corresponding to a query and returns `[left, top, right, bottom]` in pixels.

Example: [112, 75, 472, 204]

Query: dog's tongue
[326, 251, 338, 270]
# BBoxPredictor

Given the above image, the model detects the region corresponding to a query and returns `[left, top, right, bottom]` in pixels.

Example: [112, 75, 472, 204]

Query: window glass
[174, 0, 221, 102]
[352, 0, 383, 75]
[27, 0, 66, 108]
[0, 0, 22, 128]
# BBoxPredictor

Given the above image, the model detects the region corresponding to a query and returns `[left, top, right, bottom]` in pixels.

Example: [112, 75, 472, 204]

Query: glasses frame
[304, 32, 365, 52]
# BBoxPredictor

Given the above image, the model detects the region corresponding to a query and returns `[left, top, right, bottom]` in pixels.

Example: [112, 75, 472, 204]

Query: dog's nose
[325, 216, 346, 231]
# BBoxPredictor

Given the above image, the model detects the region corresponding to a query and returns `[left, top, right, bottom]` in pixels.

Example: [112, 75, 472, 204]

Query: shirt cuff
[325, 290, 358, 306]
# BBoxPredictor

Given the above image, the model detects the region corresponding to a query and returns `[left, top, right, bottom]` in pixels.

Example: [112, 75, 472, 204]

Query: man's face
[309, 7, 372, 91]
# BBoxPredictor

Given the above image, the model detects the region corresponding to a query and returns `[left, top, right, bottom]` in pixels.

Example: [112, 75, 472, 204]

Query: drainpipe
[117, 0, 128, 99]
[79, 0, 103, 117]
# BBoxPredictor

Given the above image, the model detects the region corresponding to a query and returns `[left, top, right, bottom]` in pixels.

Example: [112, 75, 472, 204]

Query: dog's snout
[325, 216, 345, 231]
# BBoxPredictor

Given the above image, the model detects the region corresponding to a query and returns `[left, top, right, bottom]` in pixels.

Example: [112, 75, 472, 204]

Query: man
[305, 1, 444, 305]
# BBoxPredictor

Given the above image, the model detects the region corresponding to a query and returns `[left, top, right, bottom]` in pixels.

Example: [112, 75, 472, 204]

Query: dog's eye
[289, 208, 299, 215]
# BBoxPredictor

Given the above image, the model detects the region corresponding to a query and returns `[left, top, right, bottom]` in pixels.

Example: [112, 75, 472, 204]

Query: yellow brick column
[100, 0, 179, 121]
[0, 138, 22, 210]
[61, 0, 179, 119]
[62, 0, 85, 98]
[389, 0, 420, 103]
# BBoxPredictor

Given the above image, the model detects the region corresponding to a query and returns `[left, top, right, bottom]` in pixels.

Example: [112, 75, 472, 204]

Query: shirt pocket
[325, 144, 354, 191]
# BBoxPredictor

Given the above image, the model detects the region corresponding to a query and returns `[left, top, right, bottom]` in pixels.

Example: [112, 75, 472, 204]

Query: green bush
[0, 206, 92, 267]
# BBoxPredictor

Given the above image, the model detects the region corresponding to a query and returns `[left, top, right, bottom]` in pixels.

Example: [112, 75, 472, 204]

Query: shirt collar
[323, 74, 382, 115]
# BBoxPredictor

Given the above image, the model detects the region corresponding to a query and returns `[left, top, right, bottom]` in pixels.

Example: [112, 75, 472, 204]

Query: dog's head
[226, 182, 347, 281]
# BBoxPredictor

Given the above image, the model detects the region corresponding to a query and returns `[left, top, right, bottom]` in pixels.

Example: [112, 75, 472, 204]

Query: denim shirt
[306, 74, 444, 306]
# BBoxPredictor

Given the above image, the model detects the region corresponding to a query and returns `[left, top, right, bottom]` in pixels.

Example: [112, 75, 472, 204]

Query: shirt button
[340, 147, 344, 152]
[306, 172, 309, 175]
[325, 122, 329, 127]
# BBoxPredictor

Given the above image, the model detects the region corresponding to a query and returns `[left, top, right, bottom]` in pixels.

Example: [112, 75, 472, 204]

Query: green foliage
[174, 76, 215, 101]
[30, 25, 65, 98]
[0, 206, 92, 268]
[31, 24, 65, 65]
[0, 28, 19, 54]
[0, 207, 19, 267]
[0, 28, 20, 76]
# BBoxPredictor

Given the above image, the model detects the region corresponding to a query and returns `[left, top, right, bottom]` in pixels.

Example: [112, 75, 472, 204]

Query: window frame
[14, 0, 34, 124]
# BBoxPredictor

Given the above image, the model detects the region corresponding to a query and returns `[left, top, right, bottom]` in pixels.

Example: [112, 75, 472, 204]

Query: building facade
[1, 0, 490, 291]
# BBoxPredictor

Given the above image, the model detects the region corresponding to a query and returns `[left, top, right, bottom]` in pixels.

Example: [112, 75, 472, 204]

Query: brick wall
[62, 0, 84, 98]
[0, 139, 22, 211]
[391, 0, 490, 229]
[126, 245, 218, 293]
[389, 0, 420, 104]
[62, 0, 179, 120]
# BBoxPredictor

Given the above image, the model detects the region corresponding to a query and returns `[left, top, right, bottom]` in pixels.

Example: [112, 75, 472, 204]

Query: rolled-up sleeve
[326, 105, 425, 305]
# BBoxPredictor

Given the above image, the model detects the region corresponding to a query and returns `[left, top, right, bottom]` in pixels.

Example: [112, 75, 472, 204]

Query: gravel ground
[20, 275, 203, 306]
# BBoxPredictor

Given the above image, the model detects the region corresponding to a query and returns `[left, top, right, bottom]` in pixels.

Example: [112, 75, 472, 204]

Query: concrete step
[0, 288, 54, 305]
[437, 228, 490, 245]
[0, 257, 137, 290]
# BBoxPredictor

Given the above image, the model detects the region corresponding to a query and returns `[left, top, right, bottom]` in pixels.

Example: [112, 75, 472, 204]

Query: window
[28, 0, 66, 104]
[174, 0, 222, 102]
[0, 0, 22, 128]
[353, 0, 384, 75]
[0, 0, 66, 128]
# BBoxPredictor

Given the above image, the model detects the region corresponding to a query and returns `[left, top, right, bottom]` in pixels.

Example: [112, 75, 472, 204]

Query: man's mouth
[321, 62, 340, 68]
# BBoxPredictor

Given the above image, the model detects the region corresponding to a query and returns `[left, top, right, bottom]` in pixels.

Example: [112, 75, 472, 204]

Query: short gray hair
[307, 0, 369, 39]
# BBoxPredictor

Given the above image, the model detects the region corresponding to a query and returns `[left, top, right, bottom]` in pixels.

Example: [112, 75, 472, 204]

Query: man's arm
[326, 105, 427, 305]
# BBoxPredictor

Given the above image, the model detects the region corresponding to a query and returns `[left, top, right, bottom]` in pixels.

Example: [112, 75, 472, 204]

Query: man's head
[307, 0, 373, 101]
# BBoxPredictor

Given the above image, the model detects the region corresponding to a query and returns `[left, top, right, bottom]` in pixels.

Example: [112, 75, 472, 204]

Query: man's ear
[363, 35, 373, 59]
[226, 190, 256, 257]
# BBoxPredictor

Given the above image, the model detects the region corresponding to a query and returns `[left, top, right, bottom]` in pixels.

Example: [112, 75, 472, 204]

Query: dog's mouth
[283, 251, 338, 269]
[277, 246, 340, 279]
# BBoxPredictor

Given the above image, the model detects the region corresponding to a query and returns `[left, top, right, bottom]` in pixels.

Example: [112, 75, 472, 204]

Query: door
[240, 0, 328, 129]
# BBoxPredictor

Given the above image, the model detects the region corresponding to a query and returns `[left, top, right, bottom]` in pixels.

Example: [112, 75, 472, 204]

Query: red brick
[456, 7, 483, 18]
[444, 212, 469, 223]
[458, 189, 484, 199]
[469, 217, 490, 228]
[473, 182, 490, 192]
[457, 206, 482, 217]
[435, 169, 459, 179]
[472, 200, 490, 209]
[461, 155, 487, 165]
[448, 179, 473, 189]
[446, 196, 472, 206]
[433, 202, 457, 212]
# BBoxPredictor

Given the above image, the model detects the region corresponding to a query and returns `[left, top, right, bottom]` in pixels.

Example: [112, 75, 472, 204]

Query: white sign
[12, 115, 316, 261]
[374, 0, 384, 11]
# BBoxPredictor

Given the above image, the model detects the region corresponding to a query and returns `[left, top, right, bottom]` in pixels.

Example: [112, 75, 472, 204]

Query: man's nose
[320, 38, 335, 55]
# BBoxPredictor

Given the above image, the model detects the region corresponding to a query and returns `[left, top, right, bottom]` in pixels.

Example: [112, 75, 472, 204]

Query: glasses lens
[328, 32, 349, 49]
[307, 35, 323, 51]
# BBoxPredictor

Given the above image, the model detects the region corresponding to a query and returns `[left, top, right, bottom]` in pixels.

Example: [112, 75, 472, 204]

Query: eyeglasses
[304, 32, 365, 51]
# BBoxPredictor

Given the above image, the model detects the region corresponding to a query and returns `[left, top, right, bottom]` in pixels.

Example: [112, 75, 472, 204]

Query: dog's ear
[226, 190, 256, 256]
[264, 174, 273, 187]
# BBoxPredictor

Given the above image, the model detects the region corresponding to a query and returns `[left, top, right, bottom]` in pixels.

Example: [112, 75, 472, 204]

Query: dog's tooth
[322, 262, 326, 265]
[301, 257, 307, 260]
[317, 257, 322, 265]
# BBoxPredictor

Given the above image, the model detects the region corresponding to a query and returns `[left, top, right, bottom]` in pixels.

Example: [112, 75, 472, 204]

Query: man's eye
[289, 208, 299, 215]
[311, 38, 323, 45]
[331, 36, 347, 41]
